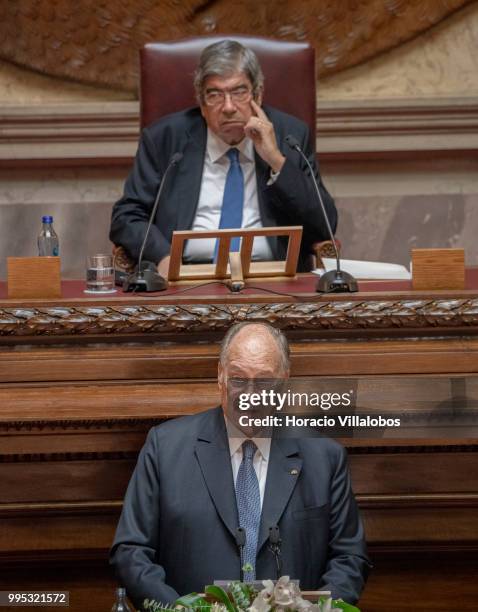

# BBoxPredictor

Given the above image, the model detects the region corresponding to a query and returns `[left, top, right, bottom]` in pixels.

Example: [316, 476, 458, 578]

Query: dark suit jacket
[110, 407, 371, 609]
[110, 106, 337, 272]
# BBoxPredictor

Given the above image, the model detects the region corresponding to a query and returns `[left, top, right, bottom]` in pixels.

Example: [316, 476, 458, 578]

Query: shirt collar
[206, 127, 255, 164]
[228, 430, 271, 463]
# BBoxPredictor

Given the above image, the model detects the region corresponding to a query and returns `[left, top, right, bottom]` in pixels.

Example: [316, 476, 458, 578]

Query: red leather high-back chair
[140, 35, 316, 151]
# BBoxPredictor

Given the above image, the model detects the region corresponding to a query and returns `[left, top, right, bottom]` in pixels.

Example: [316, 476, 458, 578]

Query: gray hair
[219, 322, 290, 373]
[194, 40, 264, 102]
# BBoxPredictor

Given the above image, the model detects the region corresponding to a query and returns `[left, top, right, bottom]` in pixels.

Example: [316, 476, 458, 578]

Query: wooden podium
[1, 273, 478, 611]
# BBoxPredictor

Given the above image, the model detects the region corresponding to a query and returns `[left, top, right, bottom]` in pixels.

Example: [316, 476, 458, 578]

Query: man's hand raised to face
[244, 100, 286, 174]
[157, 255, 170, 280]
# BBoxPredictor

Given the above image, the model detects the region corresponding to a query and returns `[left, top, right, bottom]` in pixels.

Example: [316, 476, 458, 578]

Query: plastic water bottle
[111, 587, 132, 612]
[38, 215, 59, 256]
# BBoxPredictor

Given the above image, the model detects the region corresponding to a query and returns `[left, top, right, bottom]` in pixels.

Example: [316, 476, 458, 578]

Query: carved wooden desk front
[1, 274, 477, 611]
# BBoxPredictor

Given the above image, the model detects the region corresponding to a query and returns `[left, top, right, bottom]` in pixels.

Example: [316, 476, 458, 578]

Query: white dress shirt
[183, 128, 274, 262]
[228, 435, 271, 509]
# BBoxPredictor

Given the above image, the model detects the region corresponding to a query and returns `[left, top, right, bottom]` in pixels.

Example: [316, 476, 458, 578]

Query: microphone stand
[235, 527, 246, 582]
[268, 525, 282, 580]
[285, 136, 358, 293]
[123, 152, 183, 292]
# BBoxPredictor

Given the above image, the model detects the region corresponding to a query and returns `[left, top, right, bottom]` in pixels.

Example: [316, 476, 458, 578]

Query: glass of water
[84, 254, 117, 294]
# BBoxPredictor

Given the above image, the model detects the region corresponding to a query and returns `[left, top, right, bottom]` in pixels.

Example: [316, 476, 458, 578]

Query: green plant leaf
[142, 599, 176, 612]
[317, 596, 360, 612]
[331, 600, 360, 612]
[175, 593, 210, 611]
[204, 585, 236, 612]
[228, 581, 252, 610]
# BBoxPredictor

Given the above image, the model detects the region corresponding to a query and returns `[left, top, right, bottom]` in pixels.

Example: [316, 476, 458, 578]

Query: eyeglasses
[203, 86, 252, 107]
[227, 377, 285, 391]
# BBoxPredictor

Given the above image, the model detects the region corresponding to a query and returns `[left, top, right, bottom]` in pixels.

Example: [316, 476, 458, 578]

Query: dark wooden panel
[2, 457, 477, 551]
[0, 461, 132, 504]
[362, 506, 478, 545]
[361, 550, 478, 612]
[0, 344, 220, 382]
[0, 514, 116, 555]
[0, 428, 149, 455]
[349, 452, 478, 495]
[3, 500, 477, 556]
[0, 560, 118, 612]
[0, 382, 219, 419]
[2, 337, 478, 384]
[0, 550, 477, 612]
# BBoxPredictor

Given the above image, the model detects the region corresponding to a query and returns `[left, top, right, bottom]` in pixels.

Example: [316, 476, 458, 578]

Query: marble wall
[336, 193, 478, 267]
[1, 156, 477, 278]
[0, 167, 125, 278]
[325, 156, 478, 267]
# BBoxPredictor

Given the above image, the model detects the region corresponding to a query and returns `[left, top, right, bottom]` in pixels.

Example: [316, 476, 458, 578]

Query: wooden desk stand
[7, 256, 61, 299]
[168, 226, 303, 284]
[412, 248, 465, 290]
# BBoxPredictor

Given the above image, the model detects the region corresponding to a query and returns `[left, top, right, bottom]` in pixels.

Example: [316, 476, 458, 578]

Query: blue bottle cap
[42, 215, 53, 223]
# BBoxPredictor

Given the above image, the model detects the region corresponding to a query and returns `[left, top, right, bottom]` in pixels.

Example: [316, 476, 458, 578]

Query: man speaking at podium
[110, 40, 337, 277]
[110, 323, 370, 609]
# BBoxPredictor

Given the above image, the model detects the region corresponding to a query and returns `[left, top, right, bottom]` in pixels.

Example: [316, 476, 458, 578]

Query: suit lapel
[257, 437, 302, 552]
[174, 115, 207, 231]
[194, 408, 239, 540]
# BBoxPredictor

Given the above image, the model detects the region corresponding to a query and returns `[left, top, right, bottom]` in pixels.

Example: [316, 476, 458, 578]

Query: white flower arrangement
[142, 575, 359, 612]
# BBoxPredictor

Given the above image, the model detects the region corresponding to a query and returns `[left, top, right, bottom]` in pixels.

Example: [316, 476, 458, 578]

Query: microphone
[123, 152, 183, 292]
[235, 527, 246, 582]
[268, 525, 282, 580]
[285, 135, 357, 293]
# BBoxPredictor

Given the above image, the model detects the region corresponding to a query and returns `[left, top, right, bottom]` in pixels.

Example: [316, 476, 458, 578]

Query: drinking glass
[84, 254, 116, 294]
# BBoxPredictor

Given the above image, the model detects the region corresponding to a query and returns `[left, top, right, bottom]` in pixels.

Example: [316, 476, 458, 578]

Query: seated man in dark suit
[110, 322, 371, 610]
[110, 39, 337, 277]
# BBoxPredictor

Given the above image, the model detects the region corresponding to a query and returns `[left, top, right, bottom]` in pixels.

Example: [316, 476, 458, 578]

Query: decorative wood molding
[0, 500, 123, 518]
[1, 98, 477, 165]
[358, 493, 478, 509]
[1, 445, 476, 464]
[1, 493, 477, 518]
[1, 297, 478, 337]
[1, 412, 476, 463]
[0, 418, 162, 431]
[0, 450, 136, 463]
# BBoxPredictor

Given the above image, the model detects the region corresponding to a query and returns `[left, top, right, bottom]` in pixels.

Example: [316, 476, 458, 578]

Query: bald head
[219, 323, 289, 378]
[219, 322, 290, 375]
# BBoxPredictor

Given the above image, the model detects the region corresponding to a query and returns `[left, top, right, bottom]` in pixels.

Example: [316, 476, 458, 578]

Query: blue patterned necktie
[216, 148, 244, 255]
[235, 440, 261, 581]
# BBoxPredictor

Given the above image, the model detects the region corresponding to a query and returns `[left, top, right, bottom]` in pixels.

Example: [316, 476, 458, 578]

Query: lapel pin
[290, 468, 299, 476]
